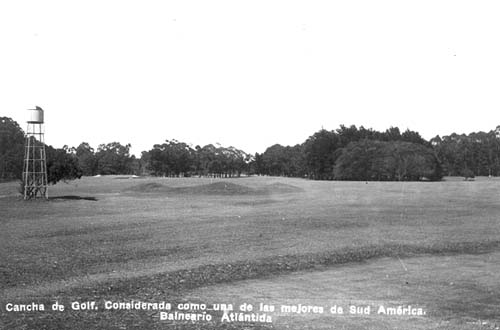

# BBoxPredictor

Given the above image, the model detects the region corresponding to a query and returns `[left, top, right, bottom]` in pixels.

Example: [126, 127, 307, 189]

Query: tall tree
[251, 152, 265, 175]
[95, 142, 135, 175]
[433, 129, 500, 176]
[144, 140, 195, 177]
[0, 117, 25, 180]
[258, 144, 305, 177]
[303, 129, 340, 180]
[73, 142, 97, 176]
[45, 145, 83, 184]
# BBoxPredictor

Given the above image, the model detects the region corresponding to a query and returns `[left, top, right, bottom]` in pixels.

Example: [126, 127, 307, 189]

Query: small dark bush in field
[462, 168, 475, 180]
[17, 180, 23, 195]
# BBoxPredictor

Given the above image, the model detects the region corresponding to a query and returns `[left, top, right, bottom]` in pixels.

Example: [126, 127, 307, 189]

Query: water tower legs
[22, 122, 48, 199]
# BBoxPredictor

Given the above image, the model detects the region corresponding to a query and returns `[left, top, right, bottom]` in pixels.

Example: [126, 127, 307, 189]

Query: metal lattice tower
[22, 106, 48, 199]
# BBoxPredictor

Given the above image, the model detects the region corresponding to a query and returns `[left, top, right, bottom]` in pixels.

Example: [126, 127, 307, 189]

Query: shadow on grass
[49, 195, 98, 201]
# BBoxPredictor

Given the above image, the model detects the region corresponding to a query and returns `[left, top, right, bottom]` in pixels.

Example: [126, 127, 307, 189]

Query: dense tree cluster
[0, 117, 82, 184]
[431, 127, 500, 177]
[69, 142, 139, 176]
[255, 144, 305, 177]
[254, 125, 436, 181]
[334, 140, 443, 181]
[0, 117, 24, 180]
[45, 146, 83, 184]
[2, 116, 500, 183]
[142, 140, 250, 178]
[73, 142, 98, 176]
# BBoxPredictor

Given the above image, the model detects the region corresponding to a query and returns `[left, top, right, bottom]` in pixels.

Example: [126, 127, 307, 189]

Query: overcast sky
[1, 1, 499, 156]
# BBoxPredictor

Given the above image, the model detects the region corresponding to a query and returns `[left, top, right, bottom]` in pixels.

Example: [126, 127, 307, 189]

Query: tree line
[68, 140, 252, 178]
[2, 116, 500, 183]
[431, 129, 500, 177]
[0, 117, 82, 184]
[142, 140, 251, 178]
[255, 125, 441, 181]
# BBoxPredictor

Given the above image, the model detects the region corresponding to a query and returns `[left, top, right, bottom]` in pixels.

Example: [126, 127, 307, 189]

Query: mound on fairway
[174, 181, 258, 195]
[125, 182, 166, 192]
[262, 182, 304, 193]
[125, 181, 259, 195]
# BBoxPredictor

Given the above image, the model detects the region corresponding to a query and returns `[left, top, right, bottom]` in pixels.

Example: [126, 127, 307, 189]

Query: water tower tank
[27, 106, 44, 123]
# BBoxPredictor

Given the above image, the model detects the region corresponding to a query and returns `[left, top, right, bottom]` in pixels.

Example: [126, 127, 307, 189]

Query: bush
[462, 168, 475, 180]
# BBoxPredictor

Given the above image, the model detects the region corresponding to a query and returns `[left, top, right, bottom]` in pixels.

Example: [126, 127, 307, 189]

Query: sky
[1, 0, 499, 156]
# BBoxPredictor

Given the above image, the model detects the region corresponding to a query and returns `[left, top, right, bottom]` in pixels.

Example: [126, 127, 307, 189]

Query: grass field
[1, 176, 499, 329]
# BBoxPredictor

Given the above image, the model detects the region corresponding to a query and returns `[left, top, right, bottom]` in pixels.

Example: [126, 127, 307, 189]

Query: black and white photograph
[1, 1, 499, 329]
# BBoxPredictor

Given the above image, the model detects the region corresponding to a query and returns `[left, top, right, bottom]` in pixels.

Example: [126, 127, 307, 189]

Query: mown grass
[60, 240, 500, 298]
[184, 251, 500, 330]
[1, 176, 500, 329]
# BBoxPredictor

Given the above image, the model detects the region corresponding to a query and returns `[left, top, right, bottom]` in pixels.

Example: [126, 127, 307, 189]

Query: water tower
[22, 106, 48, 199]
